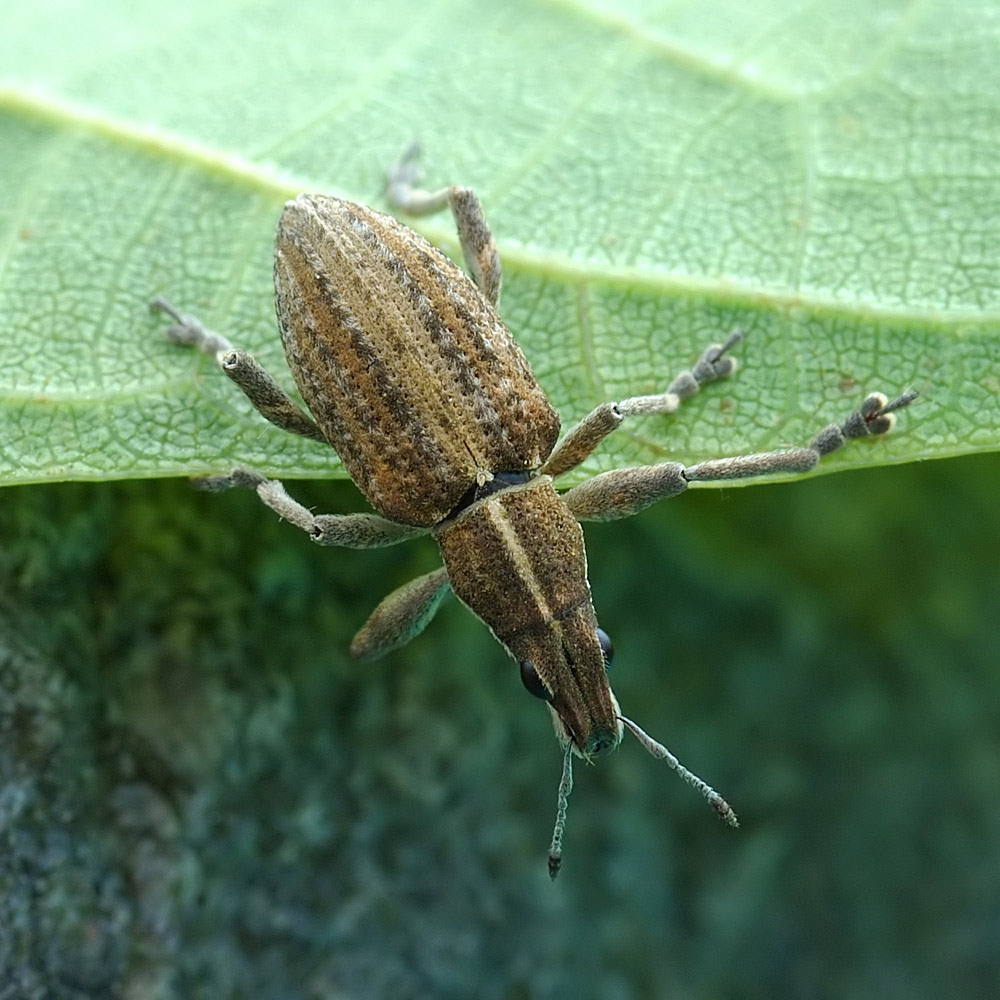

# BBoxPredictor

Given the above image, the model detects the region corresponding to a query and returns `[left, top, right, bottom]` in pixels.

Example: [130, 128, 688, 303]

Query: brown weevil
[152, 148, 916, 877]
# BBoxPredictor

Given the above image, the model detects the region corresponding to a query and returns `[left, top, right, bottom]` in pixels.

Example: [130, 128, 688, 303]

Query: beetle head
[505, 608, 622, 759]
[514, 614, 741, 879]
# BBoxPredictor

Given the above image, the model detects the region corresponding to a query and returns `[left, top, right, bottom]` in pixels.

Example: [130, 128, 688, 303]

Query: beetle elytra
[153, 149, 916, 877]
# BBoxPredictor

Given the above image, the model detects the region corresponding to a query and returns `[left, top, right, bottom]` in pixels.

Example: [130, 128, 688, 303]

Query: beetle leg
[151, 296, 326, 443]
[385, 144, 502, 307]
[350, 567, 452, 660]
[541, 331, 744, 479]
[563, 391, 917, 521]
[196, 469, 427, 548]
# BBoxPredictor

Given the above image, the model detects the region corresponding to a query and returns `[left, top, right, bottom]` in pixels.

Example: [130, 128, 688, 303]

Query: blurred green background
[3, 451, 999, 997]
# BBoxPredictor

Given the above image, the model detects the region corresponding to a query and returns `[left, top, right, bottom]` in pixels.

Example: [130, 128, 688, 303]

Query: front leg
[201, 469, 427, 548]
[200, 470, 445, 656]
[207, 471, 449, 657]
[350, 568, 452, 660]
[563, 391, 917, 521]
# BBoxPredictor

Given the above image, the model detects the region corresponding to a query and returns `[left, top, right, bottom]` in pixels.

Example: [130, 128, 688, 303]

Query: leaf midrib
[1, 84, 994, 329]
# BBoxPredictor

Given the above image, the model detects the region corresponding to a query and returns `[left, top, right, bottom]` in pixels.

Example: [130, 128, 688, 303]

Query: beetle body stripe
[435, 478, 620, 753]
[274, 195, 561, 526]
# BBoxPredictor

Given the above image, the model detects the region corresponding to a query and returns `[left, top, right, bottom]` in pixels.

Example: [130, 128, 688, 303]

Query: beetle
[152, 149, 916, 877]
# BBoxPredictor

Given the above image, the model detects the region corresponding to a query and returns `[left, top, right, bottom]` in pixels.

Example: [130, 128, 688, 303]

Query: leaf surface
[2, 0, 998, 486]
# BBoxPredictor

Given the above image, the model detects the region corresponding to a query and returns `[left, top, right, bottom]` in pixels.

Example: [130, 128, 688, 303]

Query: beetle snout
[583, 727, 620, 758]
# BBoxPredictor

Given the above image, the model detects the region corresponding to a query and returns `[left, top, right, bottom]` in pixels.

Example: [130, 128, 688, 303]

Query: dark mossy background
[2, 453, 999, 998]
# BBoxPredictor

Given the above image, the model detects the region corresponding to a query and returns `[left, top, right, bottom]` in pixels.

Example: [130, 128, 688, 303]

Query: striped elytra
[273, 195, 562, 527]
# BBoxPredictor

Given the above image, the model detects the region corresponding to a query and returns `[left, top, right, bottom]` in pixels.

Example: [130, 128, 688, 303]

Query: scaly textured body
[274, 196, 560, 526]
[435, 477, 619, 754]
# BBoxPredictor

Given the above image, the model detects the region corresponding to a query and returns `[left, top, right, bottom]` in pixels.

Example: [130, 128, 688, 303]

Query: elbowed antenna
[547, 746, 574, 879]
[619, 715, 739, 828]
[546, 717, 739, 879]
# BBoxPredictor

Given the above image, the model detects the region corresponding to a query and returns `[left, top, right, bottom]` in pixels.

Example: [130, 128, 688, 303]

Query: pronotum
[153, 148, 916, 878]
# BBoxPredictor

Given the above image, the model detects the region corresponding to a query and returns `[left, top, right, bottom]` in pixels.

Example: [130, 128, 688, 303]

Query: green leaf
[2, 0, 998, 487]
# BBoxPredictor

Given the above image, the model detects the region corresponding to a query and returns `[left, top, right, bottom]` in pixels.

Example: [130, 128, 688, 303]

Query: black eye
[519, 660, 553, 701]
[596, 627, 614, 668]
